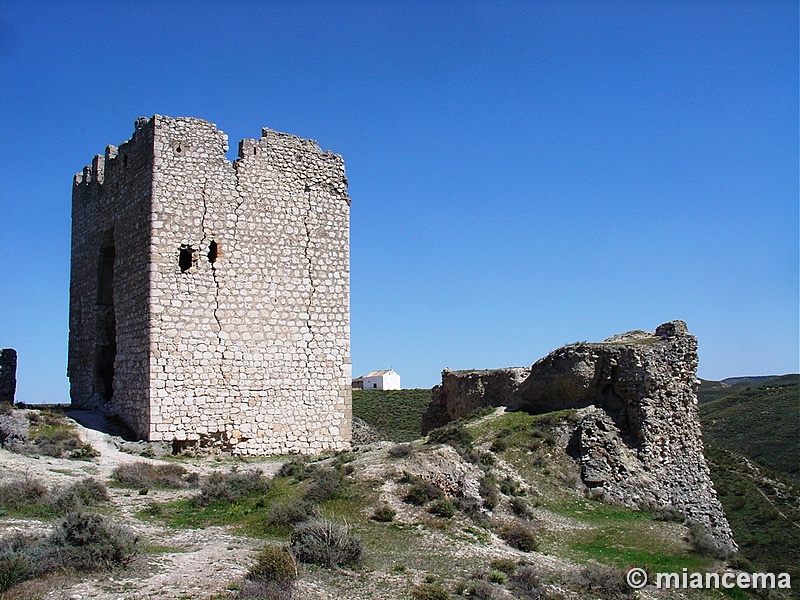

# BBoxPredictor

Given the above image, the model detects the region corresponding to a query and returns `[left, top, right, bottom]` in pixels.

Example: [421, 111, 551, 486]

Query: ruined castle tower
[68, 116, 351, 454]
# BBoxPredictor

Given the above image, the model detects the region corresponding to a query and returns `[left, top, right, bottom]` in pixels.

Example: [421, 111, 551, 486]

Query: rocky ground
[0, 410, 283, 600]
[0, 405, 746, 600]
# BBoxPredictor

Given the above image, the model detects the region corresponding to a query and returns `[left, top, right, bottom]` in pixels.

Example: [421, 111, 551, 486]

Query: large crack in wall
[301, 183, 318, 367]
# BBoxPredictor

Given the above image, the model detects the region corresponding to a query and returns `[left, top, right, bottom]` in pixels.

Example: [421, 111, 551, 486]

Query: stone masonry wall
[0, 349, 17, 404]
[70, 116, 351, 454]
[421, 321, 736, 552]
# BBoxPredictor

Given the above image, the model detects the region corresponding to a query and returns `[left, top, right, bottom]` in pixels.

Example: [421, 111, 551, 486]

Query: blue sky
[0, 1, 797, 401]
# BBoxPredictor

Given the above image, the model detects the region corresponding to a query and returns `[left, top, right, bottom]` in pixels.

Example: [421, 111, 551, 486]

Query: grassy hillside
[699, 377, 800, 482]
[705, 444, 800, 582]
[352, 389, 432, 442]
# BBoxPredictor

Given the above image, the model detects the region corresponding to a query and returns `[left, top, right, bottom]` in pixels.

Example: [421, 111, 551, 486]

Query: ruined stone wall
[422, 367, 530, 433]
[70, 115, 351, 454]
[0, 349, 17, 404]
[421, 321, 736, 552]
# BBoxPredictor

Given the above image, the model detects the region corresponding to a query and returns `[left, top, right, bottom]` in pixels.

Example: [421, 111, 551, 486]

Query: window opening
[207, 240, 218, 264]
[179, 245, 194, 272]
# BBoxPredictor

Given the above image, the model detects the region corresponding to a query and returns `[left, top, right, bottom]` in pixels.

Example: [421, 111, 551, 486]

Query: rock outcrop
[422, 321, 736, 553]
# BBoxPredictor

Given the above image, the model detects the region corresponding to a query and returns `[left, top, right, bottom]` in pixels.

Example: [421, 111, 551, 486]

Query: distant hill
[705, 444, 800, 581]
[352, 388, 432, 442]
[698, 375, 800, 482]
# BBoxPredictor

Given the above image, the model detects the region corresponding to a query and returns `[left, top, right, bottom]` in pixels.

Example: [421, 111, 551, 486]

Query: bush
[0, 477, 48, 511]
[429, 499, 456, 518]
[686, 520, 733, 560]
[500, 522, 539, 552]
[500, 477, 523, 496]
[465, 579, 505, 599]
[48, 478, 109, 514]
[194, 469, 272, 506]
[489, 558, 517, 574]
[0, 534, 39, 593]
[488, 570, 508, 584]
[25, 412, 98, 459]
[239, 545, 297, 600]
[490, 438, 508, 453]
[0, 510, 138, 592]
[238, 580, 293, 600]
[479, 477, 500, 511]
[267, 500, 318, 529]
[112, 462, 194, 489]
[0, 477, 107, 516]
[277, 459, 308, 480]
[427, 422, 473, 454]
[404, 481, 443, 506]
[509, 497, 534, 519]
[388, 443, 415, 458]
[371, 504, 396, 523]
[411, 582, 451, 599]
[53, 511, 139, 570]
[290, 519, 362, 568]
[510, 564, 548, 595]
[572, 562, 629, 598]
[303, 468, 345, 504]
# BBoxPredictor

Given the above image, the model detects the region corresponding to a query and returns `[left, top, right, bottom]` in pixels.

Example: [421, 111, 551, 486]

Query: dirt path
[0, 412, 284, 600]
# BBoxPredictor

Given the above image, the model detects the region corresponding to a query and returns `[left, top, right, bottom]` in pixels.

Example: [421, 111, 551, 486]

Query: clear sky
[0, 1, 797, 402]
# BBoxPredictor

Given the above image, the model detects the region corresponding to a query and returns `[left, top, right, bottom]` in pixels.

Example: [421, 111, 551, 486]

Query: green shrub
[25, 412, 98, 459]
[277, 459, 308, 480]
[428, 499, 456, 518]
[427, 422, 473, 454]
[266, 499, 318, 530]
[465, 579, 504, 599]
[479, 476, 500, 510]
[489, 438, 507, 453]
[489, 558, 517, 574]
[509, 497, 534, 519]
[48, 478, 109, 514]
[487, 569, 507, 584]
[290, 519, 363, 567]
[499, 476, 522, 496]
[194, 469, 272, 506]
[112, 462, 195, 489]
[303, 468, 345, 504]
[572, 562, 628, 597]
[404, 482, 443, 506]
[238, 545, 297, 599]
[500, 521, 539, 552]
[371, 504, 396, 522]
[411, 582, 451, 599]
[0, 477, 48, 511]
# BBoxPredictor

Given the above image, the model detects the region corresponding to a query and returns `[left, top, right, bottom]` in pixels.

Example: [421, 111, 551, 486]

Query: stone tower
[68, 115, 351, 454]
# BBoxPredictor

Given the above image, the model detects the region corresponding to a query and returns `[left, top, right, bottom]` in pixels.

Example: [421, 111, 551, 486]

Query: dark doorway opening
[94, 231, 116, 402]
